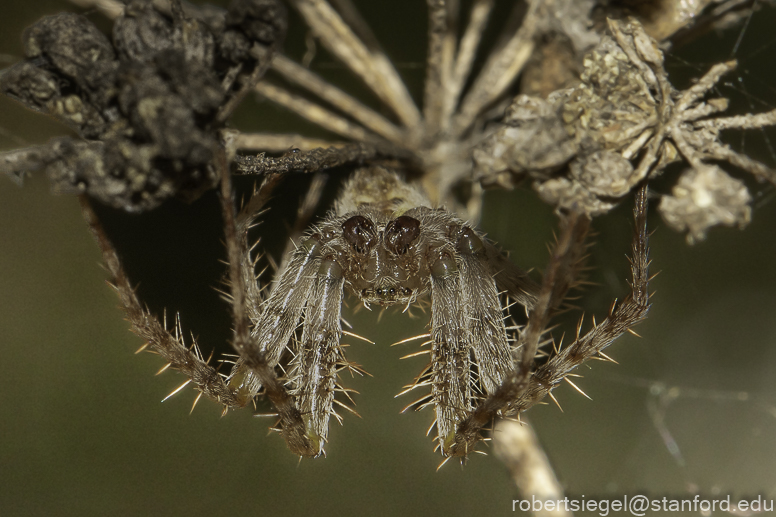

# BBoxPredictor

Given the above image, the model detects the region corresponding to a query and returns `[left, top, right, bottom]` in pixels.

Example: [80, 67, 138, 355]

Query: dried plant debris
[1, 0, 286, 211]
[607, 0, 776, 42]
[474, 18, 776, 239]
[659, 164, 751, 243]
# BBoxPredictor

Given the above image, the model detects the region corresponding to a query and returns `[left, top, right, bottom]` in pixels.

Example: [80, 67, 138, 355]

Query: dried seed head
[658, 165, 752, 243]
[1, 0, 287, 211]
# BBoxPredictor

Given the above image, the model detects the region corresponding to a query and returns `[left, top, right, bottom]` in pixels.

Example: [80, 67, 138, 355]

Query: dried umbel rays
[1, 0, 287, 210]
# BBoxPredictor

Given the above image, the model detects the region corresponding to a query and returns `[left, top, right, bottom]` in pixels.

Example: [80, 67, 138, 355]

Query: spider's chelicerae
[2, 0, 776, 473]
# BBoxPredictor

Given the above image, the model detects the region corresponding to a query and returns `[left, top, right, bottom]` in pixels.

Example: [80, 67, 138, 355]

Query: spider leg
[218, 152, 324, 456]
[83, 150, 319, 456]
[429, 246, 474, 455]
[79, 196, 245, 409]
[289, 257, 346, 456]
[448, 185, 650, 457]
[455, 228, 513, 395]
[225, 232, 322, 400]
[483, 240, 540, 310]
[428, 223, 540, 456]
[513, 184, 650, 412]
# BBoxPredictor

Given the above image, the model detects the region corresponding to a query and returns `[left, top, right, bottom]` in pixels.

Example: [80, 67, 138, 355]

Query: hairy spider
[225, 165, 541, 456]
[80, 155, 650, 459]
[3, 0, 773, 469]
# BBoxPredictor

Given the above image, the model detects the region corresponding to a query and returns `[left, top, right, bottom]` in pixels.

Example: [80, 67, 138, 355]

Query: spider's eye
[457, 227, 485, 255]
[342, 215, 376, 254]
[384, 215, 421, 255]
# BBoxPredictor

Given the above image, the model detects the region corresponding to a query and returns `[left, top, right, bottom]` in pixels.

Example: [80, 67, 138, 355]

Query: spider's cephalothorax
[227, 167, 539, 456]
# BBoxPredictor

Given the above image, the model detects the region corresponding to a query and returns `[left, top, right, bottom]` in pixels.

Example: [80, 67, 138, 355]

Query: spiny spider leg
[455, 228, 515, 395]
[449, 185, 651, 457]
[78, 195, 245, 409]
[79, 151, 322, 459]
[225, 230, 321, 401]
[428, 247, 475, 453]
[291, 256, 346, 454]
[218, 152, 318, 456]
[428, 225, 521, 452]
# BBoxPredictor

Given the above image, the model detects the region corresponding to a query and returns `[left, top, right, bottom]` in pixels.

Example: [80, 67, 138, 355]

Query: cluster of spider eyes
[363, 286, 414, 298]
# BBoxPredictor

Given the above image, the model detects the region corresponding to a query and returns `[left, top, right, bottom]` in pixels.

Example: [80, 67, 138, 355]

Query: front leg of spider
[226, 226, 348, 457]
[427, 223, 516, 456]
[292, 251, 347, 456]
[447, 185, 651, 458]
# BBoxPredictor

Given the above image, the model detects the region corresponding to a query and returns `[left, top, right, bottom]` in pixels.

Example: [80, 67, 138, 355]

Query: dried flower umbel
[1, 0, 775, 468]
[474, 18, 776, 241]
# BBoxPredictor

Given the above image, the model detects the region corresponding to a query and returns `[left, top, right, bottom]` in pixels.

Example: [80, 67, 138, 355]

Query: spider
[223, 165, 543, 457]
[3, 0, 775, 466]
[80, 153, 650, 459]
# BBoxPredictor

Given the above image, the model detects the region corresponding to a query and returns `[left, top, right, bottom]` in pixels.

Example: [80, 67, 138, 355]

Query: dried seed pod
[23, 13, 116, 88]
[221, 0, 288, 64]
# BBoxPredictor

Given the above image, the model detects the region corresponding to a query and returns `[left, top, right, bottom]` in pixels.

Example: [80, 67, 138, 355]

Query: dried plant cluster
[1, 0, 775, 471]
[1, 0, 286, 210]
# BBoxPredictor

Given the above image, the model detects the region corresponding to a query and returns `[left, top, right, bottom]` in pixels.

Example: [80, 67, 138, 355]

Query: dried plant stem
[453, 0, 538, 136]
[235, 141, 412, 175]
[216, 45, 279, 125]
[695, 108, 776, 131]
[494, 419, 571, 517]
[67, 0, 123, 18]
[441, 0, 494, 130]
[254, 82, 378, 143]
[706, 145, 776, 186]
[233, 132, 345, 153]
[423, 0, 457, 135]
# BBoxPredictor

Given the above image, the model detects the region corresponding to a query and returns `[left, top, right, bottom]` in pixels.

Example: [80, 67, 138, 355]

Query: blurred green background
[1, 1, 776, 516]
